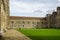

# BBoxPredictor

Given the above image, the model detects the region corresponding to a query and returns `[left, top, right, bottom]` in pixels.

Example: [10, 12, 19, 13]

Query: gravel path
[3, 29, 31, 40]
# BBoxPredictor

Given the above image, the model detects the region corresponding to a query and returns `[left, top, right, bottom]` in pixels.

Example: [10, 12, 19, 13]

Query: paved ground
[3, 29, 31, 40]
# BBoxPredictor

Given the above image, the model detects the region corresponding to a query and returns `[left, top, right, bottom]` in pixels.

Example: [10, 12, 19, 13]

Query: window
[28, 21, 30, 24]
[11, 21, 14, 24]
[23, 21, 25, 24]
[41, 22, 43, 24]
[23, 25, 24, 27]
[36, 25, 38, 27]
[32, 22, 34, 24]
[18, 21, 20, 24]
[37, 22, 39, 24]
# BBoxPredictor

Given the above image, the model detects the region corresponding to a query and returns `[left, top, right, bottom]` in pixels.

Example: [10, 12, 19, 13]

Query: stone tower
[56, 7, 60, 28]
[0, 0, 9, 32]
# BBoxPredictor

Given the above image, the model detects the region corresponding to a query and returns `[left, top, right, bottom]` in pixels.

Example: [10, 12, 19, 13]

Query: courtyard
[0, 0, 60, 40]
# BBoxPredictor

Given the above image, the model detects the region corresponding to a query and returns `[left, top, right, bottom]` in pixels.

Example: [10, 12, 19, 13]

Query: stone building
[0, 0, 9, 32]
[46, 14, 52, 28]
[40, 18, 47, 28]
[46, 12, 57, 28]
[0, 0, 60, 29]
[50, 12, 57, 28]
[10, 16, 44, 29]
[9, 7, 60, 29]
[56, 7, 60, 28]
[46, 7, 60, 29]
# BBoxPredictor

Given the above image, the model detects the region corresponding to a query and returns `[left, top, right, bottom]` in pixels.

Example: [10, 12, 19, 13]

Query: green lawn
[17, 29, 60, 40]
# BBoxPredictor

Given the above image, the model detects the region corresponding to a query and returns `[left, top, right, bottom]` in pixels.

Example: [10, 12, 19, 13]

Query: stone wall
[56, 7, 60, 28]
[0, 0, 1, 30]
[0, 0, 9, 31]
[10, 16, 43, 29]
[46, 7, 60, 29]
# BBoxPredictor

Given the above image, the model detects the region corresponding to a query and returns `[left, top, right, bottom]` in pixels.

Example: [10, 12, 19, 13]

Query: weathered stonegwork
[0, 0, 9, 32]
[10, 16, 43, 29]
[46, 7, 60, 29]
[56, 7, 60, 28]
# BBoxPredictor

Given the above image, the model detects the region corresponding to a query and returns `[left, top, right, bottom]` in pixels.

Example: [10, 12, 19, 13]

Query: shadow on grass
[28, 36, 60, 40]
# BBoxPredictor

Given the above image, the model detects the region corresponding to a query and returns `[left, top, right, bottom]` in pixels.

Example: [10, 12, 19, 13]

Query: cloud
[10, 0, 60, 17]
[58, 0, 60, 1]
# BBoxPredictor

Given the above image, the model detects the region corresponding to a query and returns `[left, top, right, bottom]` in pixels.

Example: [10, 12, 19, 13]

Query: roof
[10, 16, 44, 20]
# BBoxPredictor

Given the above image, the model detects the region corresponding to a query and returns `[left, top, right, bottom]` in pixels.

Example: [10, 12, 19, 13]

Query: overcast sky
[10, 0, 60, 17]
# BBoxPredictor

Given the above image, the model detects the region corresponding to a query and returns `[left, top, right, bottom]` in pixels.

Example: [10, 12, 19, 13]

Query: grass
[17, 28, 60, 40]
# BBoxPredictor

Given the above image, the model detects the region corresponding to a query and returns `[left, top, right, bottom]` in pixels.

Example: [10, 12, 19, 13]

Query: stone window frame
[28, 21, 30, 24]
[23, 25, 24, 27]
[23, 21, 25, 24]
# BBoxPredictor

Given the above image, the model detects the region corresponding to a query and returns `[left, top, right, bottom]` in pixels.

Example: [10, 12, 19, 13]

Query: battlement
[57, 7, 60, 10]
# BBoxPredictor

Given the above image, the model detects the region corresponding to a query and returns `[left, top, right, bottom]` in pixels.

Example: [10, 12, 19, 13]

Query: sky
[10, 0, 60, 17]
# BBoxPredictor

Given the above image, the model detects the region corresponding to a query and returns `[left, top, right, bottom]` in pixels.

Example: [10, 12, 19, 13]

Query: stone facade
[46, 7, 60, 29]
[46, 14, 52, 28]
[50, 12, 57, 28]
[10, 16, 44, 29]
[56, 7, 60, 28]
[0, 0, 1, 30]
[0, 0, 9, 32]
